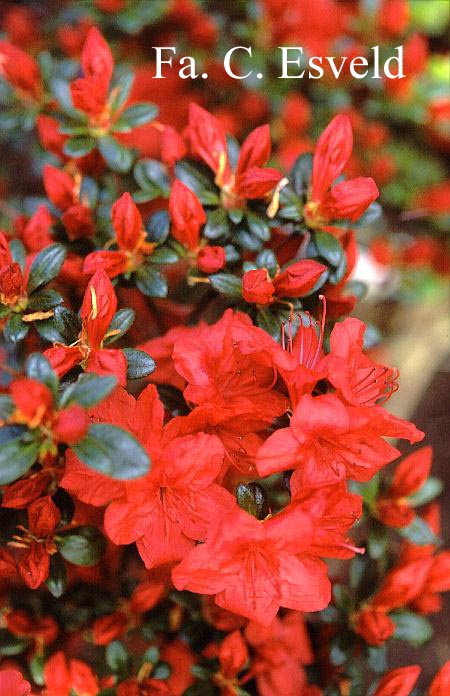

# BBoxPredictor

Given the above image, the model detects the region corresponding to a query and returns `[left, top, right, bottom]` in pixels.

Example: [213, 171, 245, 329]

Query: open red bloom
[304, 114, 379, 229]
[15, 496, 61, 589]
[0, 670, 31, 696]
[324, 317, 399, 406]
[45, 268, 127, 384]
[84, 192, 155, 278]
[257, 393, 423, 485]
[61, 385, 235, 569]
[0, 231, 27, 308]
[188, 104, 283, 208]
[44, 651, 99, 696]
[172, 505, 331, 625]
[429, 661, 450, 696]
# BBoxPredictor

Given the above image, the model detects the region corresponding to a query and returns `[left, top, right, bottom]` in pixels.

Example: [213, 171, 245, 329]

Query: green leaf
[146, 211, 170, 244]
[0, 396, 13, 420]
[256, 249, 277, 273]
[106, 640, 129, 672]
[58, 525, 106, 566]
[204, 208, 230, 240]
[291, 152, 313, 198]
[52, 306, 81, 344]
[115, 102, 158, 130]
[4, 314, 28, 343]
[236, 482, 269, 520]
[0, 629, 28, 656]
[246, 212, 270, 241]
[9, 238, 26, 270]
[152, 662, 171, 680]
[174, 160, 217, 198]
[135, 264, 168, 297]
[398, 516, 440, 545]
[150, 247, 179, 264]
[104, 308, 135, 345]
[367, 523, 389, 560]
[26, 289, 63, 312]
[366, 645, 388, 673]
[27, 244, 66, 294]
[123, 348, 156, 379]
[63, 136, 96, 158]
[109, 71, 134, 112]
[209, 273, 242, 297]
[26, 353, 59, 397]
[312, 231, 344, 268]
[0, 435, 40, 485]
[256, 308, 282, 341]
[98, 135, 133, 173]
[228, 208, 244, 225]
[72, 424, 150, 479]
[134, 158, 170, 193]
[46, 553, 68, 598]
[408, 477, 443, 507]
[60, 373, 117, 408]
[391, 611, 433, 646]
[29, 653, 45, 686]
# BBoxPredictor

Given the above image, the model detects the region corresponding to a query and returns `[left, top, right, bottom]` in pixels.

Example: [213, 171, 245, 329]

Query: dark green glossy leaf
[114, 103, 158, 131]
[46, 553, 68, 598]
[72, 423, 150, 479]
[124, 348, 156, 379]
[398, 516, 440, 546]
[392, 611, 433, 646]
[209, 273, 242, 297]
[408, 477, 443, 507]
[63, 136, 96, 158]
[0, 435, 40, 485]
[150, 247, 179, 264]
[134, 158, 169, 193]
[146, 211, 170, 244]
[26, 353, 59, 396]
[104, 308, 135, 345]
[60, 373, 117, 408]
[27, 289, 63, 312]
[291, 152, 313, 198]
[135, 264, 168, 297]
[58, 526, 106, 566]
[204, 208, 229, 240]
[4, 314, 28, 343]
[98, 135, 133, 173]
[236, 482, 269, 520]
[27, 243, 66, 294]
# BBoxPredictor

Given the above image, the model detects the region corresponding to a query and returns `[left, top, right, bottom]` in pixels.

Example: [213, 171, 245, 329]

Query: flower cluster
[0, 8, 448, 695]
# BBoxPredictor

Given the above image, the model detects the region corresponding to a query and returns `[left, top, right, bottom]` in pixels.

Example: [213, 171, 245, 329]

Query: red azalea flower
[44, 651, 99, 696]
[61, 385, 235, 569]
[0, 670, 31, 696]
[172, 505, 331, 625]
[188, 104, 283, 209]
[44, 268, 127, 384]
[373, 666, 421, 696]
[304, 115, 379, 229]
[14, 496, 60, 589]
[377, 446, 432, 527]
[257, 392, 423, 485]
[84, 192, 155, 278]
[354, 607, 395, 646]
[197, 245, 226, 274]
[0, 231, 27, 309]
[323, 317, 399, 406]
[429, 661, 450, 696]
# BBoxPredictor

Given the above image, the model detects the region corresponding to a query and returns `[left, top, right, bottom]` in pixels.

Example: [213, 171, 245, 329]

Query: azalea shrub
[0, 3, 449, 696]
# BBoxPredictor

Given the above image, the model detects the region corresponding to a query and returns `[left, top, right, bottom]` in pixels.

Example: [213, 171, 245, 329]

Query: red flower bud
[197, 246, 226, 274]
[0, 670, 31, 696]
[0, 41, 41, 97]
[242, 269, 275, 305]
[355, 607, 395, 646]
[169, 179, 206, 250]
[111, 192, 143, 252]
[53, 404, 90, 445]
[188, 103, 230, 183]
[61, 204, 94, 241]
[218, 630, 248, 679]
[43, 164, 75, 211]
[92, 611, 128, 645]
[10, 378, 53, 428]
[80, 268, 117, 350]
[36, 115, 67, 159]
[373, 666, 421, 696]
[22, 205, 53, 253]
[28, 496, 60, 538]
[273, 259, 326, 298]
[18, 542, 50, 589]
[429, 661, 450, 696]
[320, 177, 379, 222]
[161, 126, 187, 167]
[0, 262, 25, 305]
[311, 114, 353, 202]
